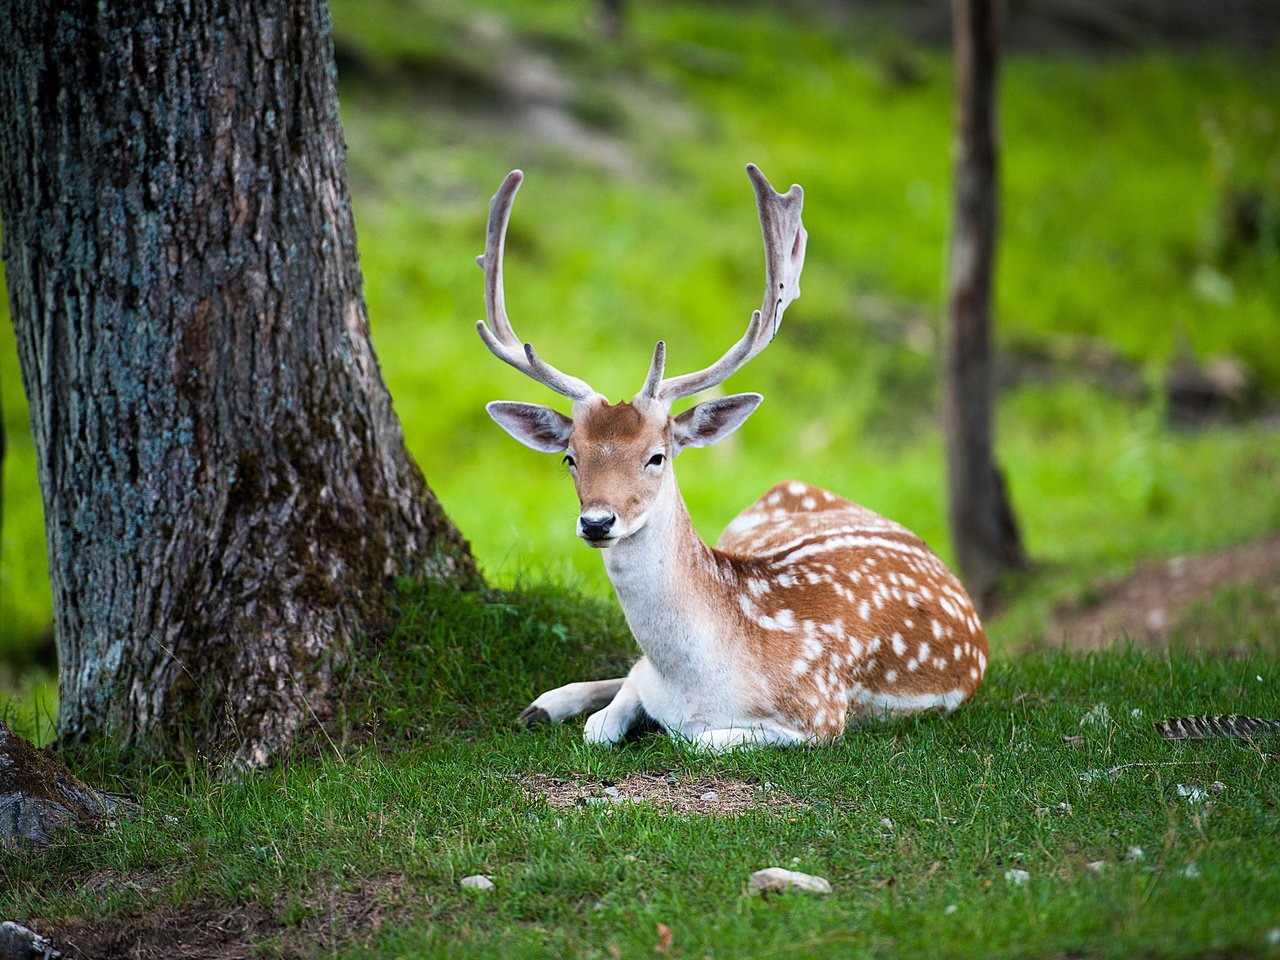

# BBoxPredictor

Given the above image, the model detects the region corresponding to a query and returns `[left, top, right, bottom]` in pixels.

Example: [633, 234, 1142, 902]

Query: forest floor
[1046, 533, 1280, 652]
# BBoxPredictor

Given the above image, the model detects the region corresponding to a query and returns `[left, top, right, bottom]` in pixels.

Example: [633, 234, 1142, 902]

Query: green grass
[2, 579, 1278, 958]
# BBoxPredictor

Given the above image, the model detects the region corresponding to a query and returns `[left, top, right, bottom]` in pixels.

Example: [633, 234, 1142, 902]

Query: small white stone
[1086, 861, 1107, 873]
[1182, 862, 1201, 879]
[944, 904, 958, 915]
[1176, 784, 1207, 803]
[603, 786, 621, 797]
[1126, 846, 1145, 861]
[460, 875, 494, 891]
[1004, 869, 1031, 886]
[699, 791, 719, 802]
[749, 867, 833, 895]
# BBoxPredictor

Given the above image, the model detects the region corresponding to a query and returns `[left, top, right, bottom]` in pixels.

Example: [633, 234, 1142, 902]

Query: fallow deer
[477, 166, 987, 751]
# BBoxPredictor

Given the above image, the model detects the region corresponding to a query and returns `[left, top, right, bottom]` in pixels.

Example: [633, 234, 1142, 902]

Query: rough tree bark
[943, 0, 1026, 613]
[0, 0, 480, 767]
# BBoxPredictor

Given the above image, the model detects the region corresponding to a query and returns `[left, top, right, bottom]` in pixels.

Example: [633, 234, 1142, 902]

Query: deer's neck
[600, 479, 730, 678]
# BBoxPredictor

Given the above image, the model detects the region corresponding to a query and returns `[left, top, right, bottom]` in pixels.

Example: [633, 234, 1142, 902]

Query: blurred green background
[3, 0, 1279, 725]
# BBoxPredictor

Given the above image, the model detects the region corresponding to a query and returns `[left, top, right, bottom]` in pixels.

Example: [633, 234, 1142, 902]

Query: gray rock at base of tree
[0, 721, 128, 849]
[748, 867, 833, 895]
[0, 921, 62, 960]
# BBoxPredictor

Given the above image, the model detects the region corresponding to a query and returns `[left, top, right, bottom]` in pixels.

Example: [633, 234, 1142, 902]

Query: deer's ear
[672, 393, 762, 452]
[486, 401, 574, 453]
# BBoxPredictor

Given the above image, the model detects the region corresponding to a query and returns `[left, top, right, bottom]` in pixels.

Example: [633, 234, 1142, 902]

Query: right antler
[642, 164, 807, 406]
[476, 170, 598, 403]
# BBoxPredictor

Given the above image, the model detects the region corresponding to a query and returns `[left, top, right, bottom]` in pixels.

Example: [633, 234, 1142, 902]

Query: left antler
[640, 164, 807, 405]
[476, 170, 599, 403]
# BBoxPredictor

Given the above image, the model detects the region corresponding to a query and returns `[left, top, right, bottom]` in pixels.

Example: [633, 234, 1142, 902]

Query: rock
[1004, 869, 1031, 886]
[1086, 860, 1107, 873]
[699, 791, 718, 802]
[1176, 784, 1207, 803]
[460, 874, 494, 890]
[749, 867, 832, 895]
[1, 720, 130, 850]
[0, 922, 61, 959]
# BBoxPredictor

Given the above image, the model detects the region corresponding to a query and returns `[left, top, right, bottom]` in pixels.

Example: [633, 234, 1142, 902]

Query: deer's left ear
[672, 393, 762, 453]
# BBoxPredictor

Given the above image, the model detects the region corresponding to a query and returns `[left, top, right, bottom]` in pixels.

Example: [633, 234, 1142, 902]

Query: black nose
[579, 514, 616, 540]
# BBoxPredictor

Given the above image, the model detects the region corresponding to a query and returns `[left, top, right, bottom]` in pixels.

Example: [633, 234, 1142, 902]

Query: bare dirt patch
[37, 873, 411, 960]
[1046, 534, 1280, 651]
[521, 773, 808, 815]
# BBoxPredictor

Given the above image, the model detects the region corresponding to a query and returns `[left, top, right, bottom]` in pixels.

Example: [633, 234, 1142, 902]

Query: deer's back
[716, 480, 988, 737]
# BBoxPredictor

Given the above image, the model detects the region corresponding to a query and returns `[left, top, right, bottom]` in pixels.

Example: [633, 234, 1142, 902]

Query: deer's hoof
[517, 706, 552, 727]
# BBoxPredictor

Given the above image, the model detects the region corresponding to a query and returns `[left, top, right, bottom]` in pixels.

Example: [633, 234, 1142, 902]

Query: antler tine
[655, 164, 807, 406]
[638, 340, 666, 400]
[476, 170, 597, 403]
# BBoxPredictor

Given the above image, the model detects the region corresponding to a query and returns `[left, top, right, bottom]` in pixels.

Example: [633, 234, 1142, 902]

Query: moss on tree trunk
[0, 0, 480, 766]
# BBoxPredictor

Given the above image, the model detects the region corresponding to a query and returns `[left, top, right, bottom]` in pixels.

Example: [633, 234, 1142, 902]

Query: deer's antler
[641, 164, 807, 405]
[476, 170, 599, 403]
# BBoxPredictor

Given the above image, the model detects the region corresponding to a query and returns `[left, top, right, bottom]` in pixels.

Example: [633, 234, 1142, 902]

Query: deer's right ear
[486, 401, 574, 453]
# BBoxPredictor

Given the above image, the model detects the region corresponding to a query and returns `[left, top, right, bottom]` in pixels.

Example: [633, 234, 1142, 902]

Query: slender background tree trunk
[944, 0, 1026, 613]
[0, 0, 479, 766]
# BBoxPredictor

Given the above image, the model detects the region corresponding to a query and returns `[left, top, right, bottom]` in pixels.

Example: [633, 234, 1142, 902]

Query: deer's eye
[647, 453, 665, 468]
[563, 454, 576, 469]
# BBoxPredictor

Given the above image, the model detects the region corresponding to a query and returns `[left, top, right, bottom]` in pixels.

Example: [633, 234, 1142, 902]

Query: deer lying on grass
[477, 166, 987, 751]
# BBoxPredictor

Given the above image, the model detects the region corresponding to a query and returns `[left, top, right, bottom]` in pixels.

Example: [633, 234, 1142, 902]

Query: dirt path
[1046, 534, 1280, 651]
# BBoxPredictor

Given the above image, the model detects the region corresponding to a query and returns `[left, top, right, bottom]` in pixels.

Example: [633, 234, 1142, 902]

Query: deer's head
[478, 167, 806, 548]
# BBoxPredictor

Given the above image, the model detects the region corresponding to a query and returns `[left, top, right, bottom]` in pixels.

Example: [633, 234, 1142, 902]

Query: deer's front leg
[583, 670, 648, 746]
[518, 678, 626, 726]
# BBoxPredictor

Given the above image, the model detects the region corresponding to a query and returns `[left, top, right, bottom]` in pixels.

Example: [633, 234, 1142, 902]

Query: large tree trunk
[943, 0, 1026, 613]
[0, 0, 480, 767]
